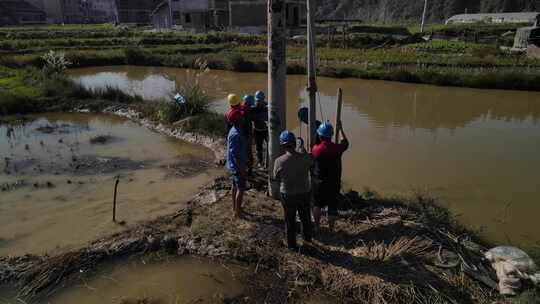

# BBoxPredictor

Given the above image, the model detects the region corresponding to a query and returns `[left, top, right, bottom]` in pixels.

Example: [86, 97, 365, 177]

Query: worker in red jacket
[312, 121, 349, 233]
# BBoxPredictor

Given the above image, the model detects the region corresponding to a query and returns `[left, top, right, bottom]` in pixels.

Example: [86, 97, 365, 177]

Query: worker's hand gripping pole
[335, 88, 343, 143]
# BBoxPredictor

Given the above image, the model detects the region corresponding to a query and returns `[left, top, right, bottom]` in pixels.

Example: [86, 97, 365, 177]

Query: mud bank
[0, 105, 511, 303]
[1, 170, 505, 303]
[104, 106, 226, 162]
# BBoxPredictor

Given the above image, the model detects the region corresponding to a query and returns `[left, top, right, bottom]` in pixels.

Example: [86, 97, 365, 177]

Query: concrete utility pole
[267, 0, 287, 198]
[307, 0, 318, 150]
[420, 0, 428, 33]
[168, 0, 173, 29]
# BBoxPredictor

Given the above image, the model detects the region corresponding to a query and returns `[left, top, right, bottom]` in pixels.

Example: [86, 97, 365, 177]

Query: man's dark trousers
[280, 193, 313, 249]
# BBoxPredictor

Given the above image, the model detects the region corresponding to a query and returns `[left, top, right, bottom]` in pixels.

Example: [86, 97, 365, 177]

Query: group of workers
[226, 91, 349, 251]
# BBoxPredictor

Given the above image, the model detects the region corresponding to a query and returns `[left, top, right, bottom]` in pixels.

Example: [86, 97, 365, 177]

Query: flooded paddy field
[0, 113, 218, 256]
[70, 66, 540, 246]
[0, 257, 245, 304]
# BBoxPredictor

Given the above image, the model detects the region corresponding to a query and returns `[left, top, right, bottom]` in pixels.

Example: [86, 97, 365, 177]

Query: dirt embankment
[106, 106, 226, 162]
[0, 106, 506, 303]
[1, 168, 504, 303]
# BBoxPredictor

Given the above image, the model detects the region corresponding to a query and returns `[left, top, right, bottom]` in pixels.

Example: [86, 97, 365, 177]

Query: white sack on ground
[485, 246, 540, 295]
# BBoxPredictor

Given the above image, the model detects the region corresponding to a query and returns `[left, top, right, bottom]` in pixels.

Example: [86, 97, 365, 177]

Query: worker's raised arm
[337, 121, 349, 151]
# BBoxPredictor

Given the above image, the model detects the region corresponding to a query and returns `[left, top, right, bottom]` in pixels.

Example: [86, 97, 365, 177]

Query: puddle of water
[0, 113, 219, 256]
[70, 66, 540, 246]
[0, 257, 245, 304]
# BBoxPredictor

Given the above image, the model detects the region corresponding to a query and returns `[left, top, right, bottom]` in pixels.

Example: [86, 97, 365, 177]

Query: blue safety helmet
[255, 91, 265, 101]
[317, 122, 334, 139]
[279, 130, 296, 146]
[243, 95, 256, 108]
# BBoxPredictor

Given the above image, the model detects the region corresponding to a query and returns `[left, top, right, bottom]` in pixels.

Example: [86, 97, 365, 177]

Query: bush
[137, 58, 213, 124]
[124, 48, 161, 66]
[181, 112, 226, 138]
[172, 58, 212, 116]
[348, 25, 411, 36]
[227, 54, 253, 72]
[0, 41, 14, 51]
[41, 50, 71, 79]
[0, 92, 40, 115]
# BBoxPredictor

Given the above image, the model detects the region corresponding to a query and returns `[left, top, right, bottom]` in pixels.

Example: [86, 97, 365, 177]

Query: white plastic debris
[485, 246, 540, 295]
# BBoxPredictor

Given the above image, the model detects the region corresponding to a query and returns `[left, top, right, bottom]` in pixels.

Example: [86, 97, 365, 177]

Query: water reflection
[69, 66, 540, 246]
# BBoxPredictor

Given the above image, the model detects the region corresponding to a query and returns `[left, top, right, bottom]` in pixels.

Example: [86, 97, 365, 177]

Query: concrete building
[514, 25, 540, 58]
[446, 12, 540, 25]
[116, 0, 159, 24]
[0, 0, 46, 25]
[228, 0, 305, 28]
[209, 0, 228, 29]
[155, 0, 305, 31]
[89, 0, 118, 23]
[170, 0, 211, 29]
[514, 26, 537, 48]
[25, 0, 44, 10]
[43, 0, 64, 23]
[151, 0, 172, 29]
[61, 0, 117, 24]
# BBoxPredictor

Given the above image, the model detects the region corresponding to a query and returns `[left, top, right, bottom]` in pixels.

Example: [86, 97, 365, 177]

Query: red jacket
[312, 139, 349, 191]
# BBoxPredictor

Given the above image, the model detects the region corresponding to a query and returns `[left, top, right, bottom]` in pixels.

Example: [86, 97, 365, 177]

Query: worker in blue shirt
[227, 109, 248, 219]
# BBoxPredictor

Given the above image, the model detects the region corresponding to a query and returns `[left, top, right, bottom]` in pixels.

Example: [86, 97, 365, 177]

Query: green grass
[0, 66, 42, 97]
[0, 65, 145, 115]
[404, 40, 490, 52]
[2, 25, 540, 91]
[347, 24, 411, 36]
[180, 112, 226, 138]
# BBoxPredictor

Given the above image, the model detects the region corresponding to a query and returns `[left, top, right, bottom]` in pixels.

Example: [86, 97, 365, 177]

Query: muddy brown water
[0, 113, 218, 256]
[70, 66, 540, 247]
[0, 257, 245, 304]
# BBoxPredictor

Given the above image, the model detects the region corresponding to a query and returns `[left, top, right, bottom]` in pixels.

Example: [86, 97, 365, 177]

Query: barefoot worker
[253, 91, 268, 168]
[312, 121, 349, 233]
[226, 107, 248, 219]
[273, 131, 313, 251]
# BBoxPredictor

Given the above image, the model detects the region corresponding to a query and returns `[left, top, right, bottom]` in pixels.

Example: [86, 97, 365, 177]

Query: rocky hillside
[315, 0, 540, 23]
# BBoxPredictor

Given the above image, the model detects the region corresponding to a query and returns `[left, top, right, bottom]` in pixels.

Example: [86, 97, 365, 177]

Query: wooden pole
[420, 0, 428, 33]
[307, 0, 318, 151]
[334, 88, 343, 143]
[112, 177, 119, 222]
[267, 0, 287, 199]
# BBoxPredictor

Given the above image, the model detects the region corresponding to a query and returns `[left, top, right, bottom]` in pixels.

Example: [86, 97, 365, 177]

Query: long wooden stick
[335, 88, 343, 143]
[113, 177, 119, 222]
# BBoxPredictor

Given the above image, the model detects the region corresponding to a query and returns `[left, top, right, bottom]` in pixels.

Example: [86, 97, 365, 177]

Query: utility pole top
[420, 0, 428, 33]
